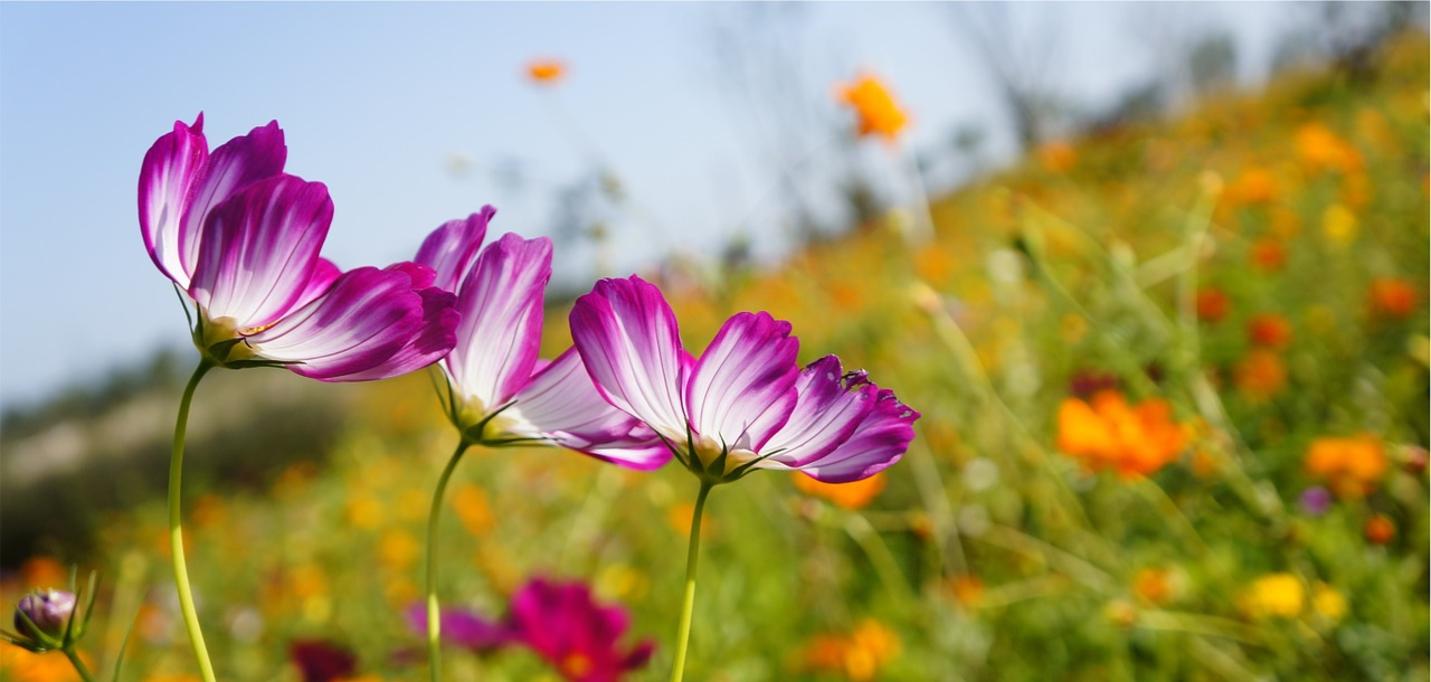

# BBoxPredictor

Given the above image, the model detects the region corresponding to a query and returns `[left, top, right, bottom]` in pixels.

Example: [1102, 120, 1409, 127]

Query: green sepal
[74, 570, 99, 640]
[12, 607, 60, 651]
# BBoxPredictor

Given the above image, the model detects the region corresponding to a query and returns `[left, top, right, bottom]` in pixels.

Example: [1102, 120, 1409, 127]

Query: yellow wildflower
[1321, 203, 1358, 245]
[1241, 573, 1304, 619]
[1312, 583, 1347, 622]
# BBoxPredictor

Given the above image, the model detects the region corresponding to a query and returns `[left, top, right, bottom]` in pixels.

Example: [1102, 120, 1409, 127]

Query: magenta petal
[445, 233, 551, 407]
[685, 312, 800, 451]
[334, 262, 458, 381]
[509, 349, 671, 470]
[759, 356, 877, 468]
[334, 291, 458, 381]
[569, 275, 690, 441]
[414, 206, 495, 294]
[138, 113, 209, 286]
[505, 577, 650, 680]
[621, 640, 656, 672]
[188, 175, 332, 330]
[798, 386, 919, 483]
[177, 120, 287, 276]
[404, 603, 509, 651]
[245, 266, 430, 381]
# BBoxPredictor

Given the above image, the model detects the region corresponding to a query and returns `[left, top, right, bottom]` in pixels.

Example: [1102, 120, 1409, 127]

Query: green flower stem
[167, 360, 216, 682]
[669, 480, 713, 682]
[424, 440, 471, 682]
[63, 647, 95, 682]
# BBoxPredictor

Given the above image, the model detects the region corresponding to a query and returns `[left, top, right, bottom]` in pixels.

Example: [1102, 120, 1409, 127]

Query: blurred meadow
[2, 3, 1429, 681]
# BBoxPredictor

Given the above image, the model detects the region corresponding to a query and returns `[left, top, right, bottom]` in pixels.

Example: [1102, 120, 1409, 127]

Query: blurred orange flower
[1247, 313, 1292, 349]
[1056, 391, 1190, 476]
[1235, 349, 1286, 399]
[526, 58, 565, 85]
[1, 644, 82, 682]
[19, 557, 66, 589]
[949, 575, 984, 608]
[837, 73, 908, 142]
[1305, 435, 1387, 498]
[1225, 166, 1278, 205]
[1368, 277, 1417, 319]
[452, 483, 494, 536]
[1196, 288, 1229, 323]
[1295, 122, 1363, 174]
[1133, 567, 1174, 605]
[799, 619, 899, 681]
[793, 472, 886, 509]
[1365, 514, 1396, 544]
[1038, 141, 1078, 173]
[1250, 238, 1287, 272]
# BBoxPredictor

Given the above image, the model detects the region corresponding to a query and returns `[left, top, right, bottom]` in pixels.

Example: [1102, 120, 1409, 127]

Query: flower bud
[14, 589, 76, 641]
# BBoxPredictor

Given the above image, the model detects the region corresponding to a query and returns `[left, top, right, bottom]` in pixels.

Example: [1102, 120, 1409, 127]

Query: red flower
[289, 639, 357, 682]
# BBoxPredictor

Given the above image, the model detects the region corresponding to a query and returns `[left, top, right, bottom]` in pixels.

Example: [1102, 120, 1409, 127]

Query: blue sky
[0, 2, 1289, 407]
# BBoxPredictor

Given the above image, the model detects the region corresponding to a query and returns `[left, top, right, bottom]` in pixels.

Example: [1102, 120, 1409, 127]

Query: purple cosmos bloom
[569, 275, 919, 483]
[404, 603, 510, 651]
[139, 114, 458, 380]
[412, 210, 666, 468]
[505, 577, 654, 682]
[1299, 486, 1333, 516]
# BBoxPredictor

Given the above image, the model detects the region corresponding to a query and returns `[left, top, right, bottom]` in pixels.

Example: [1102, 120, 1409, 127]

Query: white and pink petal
[187, 175, 332, 331]
[503, 349, 670, 469]
[176, 121, 287, 276]
[569, 276, 691, 442]
[138, 113, 209, 286]
[414, 206, 494, 294]
[324, 263, 459, 381]
[797, 386, 919, 483]
[684, 312, 799, 452]
[245, 266, 438, 381]
[445, 233, 552, 409]
[757, 356, 876, 469]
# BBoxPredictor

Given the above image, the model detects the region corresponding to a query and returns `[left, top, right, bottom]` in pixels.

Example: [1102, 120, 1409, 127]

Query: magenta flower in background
[139, 114, 458, 380]
[505, 577, 655, 682]
[404, 603, 510, 652]
[570, 275, 919, 483]
[413, 210, 667, 468]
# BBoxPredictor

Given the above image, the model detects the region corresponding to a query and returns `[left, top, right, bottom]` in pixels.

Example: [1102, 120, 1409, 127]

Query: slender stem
[166, 360, 215, 682]
[63, 647, 95, 682]
[425, 440, 471, 682]
[669, 481, 712, 682]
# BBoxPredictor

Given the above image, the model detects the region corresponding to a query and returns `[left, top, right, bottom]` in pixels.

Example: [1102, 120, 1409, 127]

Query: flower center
[560, 653, 593, 677]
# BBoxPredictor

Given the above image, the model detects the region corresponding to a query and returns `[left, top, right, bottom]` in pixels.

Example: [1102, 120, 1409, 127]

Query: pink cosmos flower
[570, 275, 918, 483]
[404, 603, 510, 652]
[412, 210, 666, 468]
[139, 114, 458, 380]
[505, 577, 654, 682]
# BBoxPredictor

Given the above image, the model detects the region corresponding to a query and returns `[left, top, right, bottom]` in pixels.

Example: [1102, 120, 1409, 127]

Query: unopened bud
[14, 589, 75, 641]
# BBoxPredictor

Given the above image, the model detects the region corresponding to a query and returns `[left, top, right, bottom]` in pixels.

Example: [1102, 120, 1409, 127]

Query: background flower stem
[167, 360, 215, 682]
[669, 480, 712, 682]
[424, 439, 471, 682]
